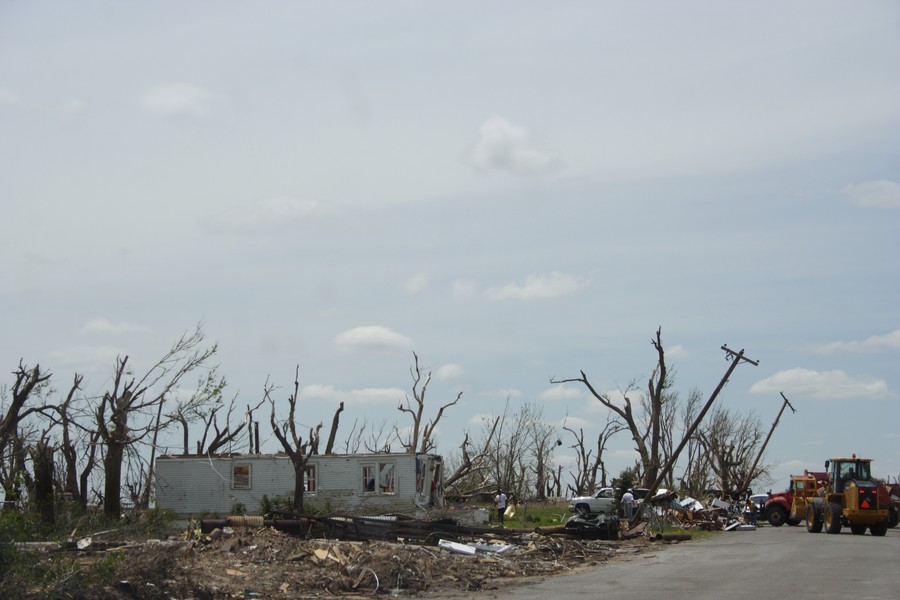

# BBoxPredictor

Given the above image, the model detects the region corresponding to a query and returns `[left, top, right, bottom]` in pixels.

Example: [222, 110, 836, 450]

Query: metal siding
[156, 453, 434, 516]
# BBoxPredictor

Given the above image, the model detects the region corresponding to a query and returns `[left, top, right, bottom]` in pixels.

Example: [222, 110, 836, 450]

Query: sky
[2, 1, 899, 494]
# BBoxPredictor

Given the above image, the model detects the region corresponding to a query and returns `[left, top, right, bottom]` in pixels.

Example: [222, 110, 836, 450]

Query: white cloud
[478, 388, 524, 399]
[749, 368, 891, 400]
[48, 345, 123, 374]
[0, 89, 23, 106]
[469, 412, 502, 426]
[452, 279, 478, 301]
[484, 271, 589, 301]
[537, 385, 583, 402]
[404, 273, 428, 295]
[79, 318, 150, 335]
[582, 389, 631, 413]
[667, 344, 688, 359]
[815, 329, 900, 353]
[300, 383, 403, 406]
[333, 325, 413, 352]
[436, 364, 464, 381]
[465, 115, 562, 176]
[138, 83, 213, 118]
[207, 197, 332, 234]
[842, 180, 900, 208]
[560, 415, 593, 430]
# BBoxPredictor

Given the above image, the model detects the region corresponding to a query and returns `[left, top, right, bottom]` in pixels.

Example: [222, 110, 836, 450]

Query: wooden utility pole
[639, 345, 758, 504]
[739, 392, 795, 493]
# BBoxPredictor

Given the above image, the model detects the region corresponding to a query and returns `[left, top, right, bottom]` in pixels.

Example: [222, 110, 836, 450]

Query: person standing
[494, 489, 508, 524]
[622, 489, 635, 518]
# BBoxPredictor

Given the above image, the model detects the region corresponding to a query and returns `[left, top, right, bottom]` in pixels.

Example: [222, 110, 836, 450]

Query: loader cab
[826, 457, 871, 493]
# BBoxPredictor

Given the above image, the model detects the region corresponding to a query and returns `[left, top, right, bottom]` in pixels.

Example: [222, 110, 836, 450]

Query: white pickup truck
[568, 487, 616, 514]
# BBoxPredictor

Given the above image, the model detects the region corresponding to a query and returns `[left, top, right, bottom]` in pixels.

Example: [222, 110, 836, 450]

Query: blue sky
[2, 1, 898, 491]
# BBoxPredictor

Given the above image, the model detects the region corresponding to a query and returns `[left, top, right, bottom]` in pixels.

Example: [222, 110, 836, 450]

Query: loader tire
[850, 524, 867, 535]
[889, 506, 899, 529]
[767, 505, 787, 527]
[825, 502, 842, 534]
[806, 504, 823, 533]
[870, 520, 888, 536]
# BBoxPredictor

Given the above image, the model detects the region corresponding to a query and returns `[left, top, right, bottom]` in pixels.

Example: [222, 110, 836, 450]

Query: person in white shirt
[622, 489, 635, 517]
[494, 489, 508, 524]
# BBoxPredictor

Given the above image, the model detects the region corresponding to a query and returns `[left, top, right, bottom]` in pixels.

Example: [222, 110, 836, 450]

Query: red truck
[878, 480, 899, 528]
[764, 471, 827, 527]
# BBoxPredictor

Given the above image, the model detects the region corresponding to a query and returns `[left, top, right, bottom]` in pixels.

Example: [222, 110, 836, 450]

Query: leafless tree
[442, 416, 500, 495]
[94, 325, 220, 518]
[395, 352, 462, 454]
[324, 402, 344, 455]
[0, 362, 52, 509]
[268, 366, 342, 510]
[552, 327, 671, 489]
[698, 406, 767, 498]
[564, 413, 625, 495]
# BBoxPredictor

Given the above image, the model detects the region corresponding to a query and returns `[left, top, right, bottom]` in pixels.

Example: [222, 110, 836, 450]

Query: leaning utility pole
[739, 391, 795, 493]
[639, 345, 759, 504]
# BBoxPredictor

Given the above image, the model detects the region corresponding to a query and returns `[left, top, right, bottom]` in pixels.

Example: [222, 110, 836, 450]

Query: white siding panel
[156, 453, 439, 516]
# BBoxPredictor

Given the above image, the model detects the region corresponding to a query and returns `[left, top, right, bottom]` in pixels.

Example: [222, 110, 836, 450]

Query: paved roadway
[487, 524, 900, 600]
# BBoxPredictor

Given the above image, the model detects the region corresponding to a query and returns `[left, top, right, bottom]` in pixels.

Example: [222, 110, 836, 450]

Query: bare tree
[268, 366, 341, 511]
[94, 325, 220, 518]
[698, 406, 767, 498]
[324, 402, 344, 455]
[552, 327, 670, 488]
[564, 413, 625, 495]
[396, 352, 462, 454]
[0, 362, 52, 509]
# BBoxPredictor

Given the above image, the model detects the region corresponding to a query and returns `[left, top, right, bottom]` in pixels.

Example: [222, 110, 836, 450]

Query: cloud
[452, 279, 478, 301]
[436, 364, 464, 381]
[404, 273, 428, 295]
[333, 325, 413, 352]
[538, 385, 583, 402]
[207, 197, 332, 234]
[48, 345, 123, 374]
[560, 415, 593, 430]
[815, 329, 900, 353]
[465, 115, 562, 176]
[484, 271, 589, 301]
[300, 383, 404, 406]
[582, 389, 631, 413]
[478, 388, 524, 399]
[79, 318, 151, 335]
[666, 344, 688, 359]
[469, 412, 502, 426]
[0, 89, 23, 107]
[842, 180, 900, 208]
[138, 83, 213, 118]
[749, 368, 891, 400]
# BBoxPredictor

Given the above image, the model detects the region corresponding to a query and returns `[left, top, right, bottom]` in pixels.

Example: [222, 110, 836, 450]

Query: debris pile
[54, 524, 649, 599]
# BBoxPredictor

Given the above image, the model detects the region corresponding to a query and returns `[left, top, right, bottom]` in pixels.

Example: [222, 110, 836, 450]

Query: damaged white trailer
[155, 452, 444, 517]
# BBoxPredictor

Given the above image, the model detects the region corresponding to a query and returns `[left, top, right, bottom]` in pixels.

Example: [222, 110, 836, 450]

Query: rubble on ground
[58, 526, 651, 599]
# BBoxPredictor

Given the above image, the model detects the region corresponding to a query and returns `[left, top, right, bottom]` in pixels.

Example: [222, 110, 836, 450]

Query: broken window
[361, 463, 395, 494]
[305, 464, 317, 494]
[379, 462, 395, 494]
[232, 464, 251, 489]
[362, 465, 376, 492]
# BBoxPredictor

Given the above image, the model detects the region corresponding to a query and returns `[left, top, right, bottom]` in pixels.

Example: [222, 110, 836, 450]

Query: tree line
[1, 324, 772, 524]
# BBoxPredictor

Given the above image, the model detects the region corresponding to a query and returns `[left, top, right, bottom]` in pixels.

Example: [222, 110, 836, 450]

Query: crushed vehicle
[563, 512, 619, 539]
[764, 471, 826, 527]
[568, 486, 616, 514]
[804, 455, 890, 536]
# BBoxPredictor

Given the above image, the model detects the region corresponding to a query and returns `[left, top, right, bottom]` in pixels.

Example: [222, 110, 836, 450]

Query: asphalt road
[486, 524, 900, 600]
